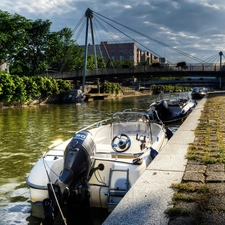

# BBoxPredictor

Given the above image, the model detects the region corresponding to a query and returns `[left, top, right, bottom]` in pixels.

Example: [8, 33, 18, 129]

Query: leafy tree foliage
[0, 10, 32, 63]
[0, 10, 120, 77]
[101, 81, 121, 94]
[176, 61, 187, 70]
[96, 55, 106, 69]
[22, 76, 40, 100]
[0, 72, 71, 103]
[106, 59, 123, 68]
[0, 73, 15, 102]
[11, 75, 27, 102]
[9, 19, 52, 76]
[47, 28, 84, 73]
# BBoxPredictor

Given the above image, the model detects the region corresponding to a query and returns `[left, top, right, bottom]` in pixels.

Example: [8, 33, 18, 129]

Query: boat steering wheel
[111, 134, 131, 152]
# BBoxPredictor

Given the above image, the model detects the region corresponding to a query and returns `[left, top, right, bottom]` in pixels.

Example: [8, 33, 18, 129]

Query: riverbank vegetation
[150, 84, 190, 94]
[0, 72, 71, 106]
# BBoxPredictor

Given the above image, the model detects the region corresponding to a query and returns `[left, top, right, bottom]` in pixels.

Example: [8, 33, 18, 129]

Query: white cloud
[124, 5, 132, 9]
[0, 0, 224, 63]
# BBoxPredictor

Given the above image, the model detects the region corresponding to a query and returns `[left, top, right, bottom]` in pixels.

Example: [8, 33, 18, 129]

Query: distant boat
[63, 89, 86, 103]
[147, 92, 197, 124]
[191, 87, 207, 99]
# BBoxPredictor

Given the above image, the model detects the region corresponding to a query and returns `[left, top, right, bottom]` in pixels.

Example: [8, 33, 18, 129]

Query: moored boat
[191, 87, 208, 99]
[26, 110, 171, 224]
[63, 89, 86, 103]
[147, 93, 197, 124]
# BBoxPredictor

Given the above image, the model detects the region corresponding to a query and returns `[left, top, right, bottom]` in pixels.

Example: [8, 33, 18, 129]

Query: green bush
[0, 71, 71, 103]
[101, 81, 121, 94]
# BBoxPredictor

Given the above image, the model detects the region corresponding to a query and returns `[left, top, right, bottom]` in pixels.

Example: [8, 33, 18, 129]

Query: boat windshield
[157, 92, 190, 102]
[111, 111, 150, 123]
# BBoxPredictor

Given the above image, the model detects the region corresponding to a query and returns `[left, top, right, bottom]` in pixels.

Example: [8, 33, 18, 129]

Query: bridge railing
[40, 63, 222, 79]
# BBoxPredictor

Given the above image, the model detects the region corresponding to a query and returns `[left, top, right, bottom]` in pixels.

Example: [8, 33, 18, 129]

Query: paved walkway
[103, 96, 206, 225]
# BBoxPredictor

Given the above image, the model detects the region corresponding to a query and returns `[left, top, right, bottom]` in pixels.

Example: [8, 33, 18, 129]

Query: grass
[167, 94, 225, 224]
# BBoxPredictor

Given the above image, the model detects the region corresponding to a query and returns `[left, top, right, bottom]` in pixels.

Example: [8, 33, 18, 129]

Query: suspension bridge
[47, 8, 225, 89]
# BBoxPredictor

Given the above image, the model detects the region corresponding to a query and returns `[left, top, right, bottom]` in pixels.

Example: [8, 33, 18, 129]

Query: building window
[119, 49, 123, 54]
[111, 50, 115, 54]
[111, 56, 115, 60]
[130, 56, 134, 60]
[119, 55, 124, 60]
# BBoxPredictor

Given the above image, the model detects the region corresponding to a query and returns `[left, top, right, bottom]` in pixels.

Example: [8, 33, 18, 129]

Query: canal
[0, 94, 182, 225]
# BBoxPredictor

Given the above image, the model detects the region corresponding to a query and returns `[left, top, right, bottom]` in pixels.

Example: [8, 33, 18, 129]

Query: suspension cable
[73, 14, 86, 42]
[94, 13, 163, 59]
[92, 19, 110, 73]
[94, 17, 136, 60]
[93, 11, 206, 63]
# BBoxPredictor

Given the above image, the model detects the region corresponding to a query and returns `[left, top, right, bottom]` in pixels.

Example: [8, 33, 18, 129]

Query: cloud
[1, 0, 225, 63]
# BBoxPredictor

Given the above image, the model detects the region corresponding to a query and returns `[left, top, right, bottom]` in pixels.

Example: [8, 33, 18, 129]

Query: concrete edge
[102, 97, 207, 225]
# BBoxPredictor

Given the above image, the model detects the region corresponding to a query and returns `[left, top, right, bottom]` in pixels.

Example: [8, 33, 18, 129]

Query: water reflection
[0, 95, 179, 225]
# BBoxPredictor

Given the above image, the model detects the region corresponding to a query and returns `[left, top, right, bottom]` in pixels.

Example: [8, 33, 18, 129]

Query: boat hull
[26, 111, 168, 219]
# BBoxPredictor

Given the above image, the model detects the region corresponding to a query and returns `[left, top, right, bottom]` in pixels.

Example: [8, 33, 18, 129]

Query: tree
[9, 18, 52, 76]
[122, 59, 133, 68]
[106, 59, 124, 68]
[176, 61, 187, 70]
[26, 19, 52, 75]
[0, 10, 32, 66]
[47, 28, 84, 73]
[151, 62, 161, 68]
[97, 55, 106, 69]
[139, 61, 148, 66]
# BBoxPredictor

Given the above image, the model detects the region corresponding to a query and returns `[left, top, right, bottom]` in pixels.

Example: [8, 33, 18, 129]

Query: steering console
[111, 134, 131, 152]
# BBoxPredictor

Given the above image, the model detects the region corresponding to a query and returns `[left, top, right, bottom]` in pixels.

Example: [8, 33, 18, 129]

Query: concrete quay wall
[103, 96, 207, 225]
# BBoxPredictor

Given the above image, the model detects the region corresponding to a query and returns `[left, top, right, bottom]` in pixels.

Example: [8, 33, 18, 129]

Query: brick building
[82, 41, 160, 66]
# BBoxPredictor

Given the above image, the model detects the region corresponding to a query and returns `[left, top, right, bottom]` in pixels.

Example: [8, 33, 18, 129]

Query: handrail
[74, 118, 111, 134]
[38, 64, 224, 78]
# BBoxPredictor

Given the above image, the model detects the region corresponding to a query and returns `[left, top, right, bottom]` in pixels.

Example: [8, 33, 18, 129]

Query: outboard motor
[57, 130, 96, 195]
[155, 100, 171, 120]
[42, 131, 96, 225]
[155, 100, 168, 111]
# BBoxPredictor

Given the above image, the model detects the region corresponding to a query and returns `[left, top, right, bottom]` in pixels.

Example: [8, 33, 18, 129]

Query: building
[159, 57, 168, 65]
[0, 62, 7, 72]
[81, 41, 160, 66]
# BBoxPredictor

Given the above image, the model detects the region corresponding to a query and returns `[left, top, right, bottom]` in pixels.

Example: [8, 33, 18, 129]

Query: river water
[0, 94, 181, 225]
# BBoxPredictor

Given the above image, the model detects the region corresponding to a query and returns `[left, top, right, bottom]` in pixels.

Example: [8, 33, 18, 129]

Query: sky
[1, 0, 225, 64]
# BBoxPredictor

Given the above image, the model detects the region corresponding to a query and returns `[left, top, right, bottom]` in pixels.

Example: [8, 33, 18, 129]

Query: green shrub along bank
[151, 84, 190, 94]
[101, 81, 122, 94]
[0, 71, 192, 106]
[0, 72, 71, 105]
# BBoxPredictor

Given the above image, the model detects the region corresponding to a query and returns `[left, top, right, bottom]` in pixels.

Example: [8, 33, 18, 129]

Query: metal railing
[40, 64, 224, 80]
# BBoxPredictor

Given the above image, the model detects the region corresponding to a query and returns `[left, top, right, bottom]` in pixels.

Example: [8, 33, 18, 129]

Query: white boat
[26, 110, 171, 223]
[63, 89, 86, 103]
[147, 92, 197, 124]
[191, 87, 208, 99]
